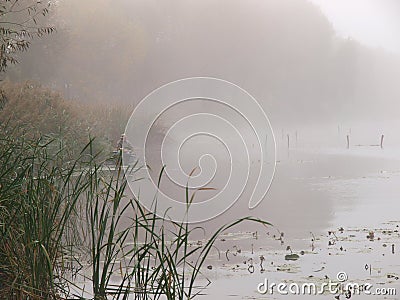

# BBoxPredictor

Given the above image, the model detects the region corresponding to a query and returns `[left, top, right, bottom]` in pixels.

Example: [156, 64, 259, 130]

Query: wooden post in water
[346, 135, 350, 149]
[380, 134, 384, 149]
[295, 131, 298, 146]
[287, 134, 290, 148]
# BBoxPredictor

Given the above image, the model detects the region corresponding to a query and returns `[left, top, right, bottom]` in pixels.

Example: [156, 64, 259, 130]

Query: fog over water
[4, 0, 400, 227]
[9, 0, 400, 228]
[7, 1, 400, 298]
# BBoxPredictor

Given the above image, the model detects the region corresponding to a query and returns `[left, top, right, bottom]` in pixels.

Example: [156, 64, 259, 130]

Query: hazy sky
[309, 0, 400, 53]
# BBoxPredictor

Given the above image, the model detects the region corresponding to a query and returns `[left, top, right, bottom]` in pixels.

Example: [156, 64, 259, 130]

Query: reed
[0, 123, 270, 300]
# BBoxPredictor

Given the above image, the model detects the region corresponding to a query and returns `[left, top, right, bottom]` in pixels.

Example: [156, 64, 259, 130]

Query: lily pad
[285, 254, 300, 261]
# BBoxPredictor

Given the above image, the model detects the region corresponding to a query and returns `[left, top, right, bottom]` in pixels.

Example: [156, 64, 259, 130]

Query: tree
[0, 0, 54, 73]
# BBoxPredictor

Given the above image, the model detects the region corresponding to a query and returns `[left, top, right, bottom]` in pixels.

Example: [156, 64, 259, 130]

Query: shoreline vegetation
[0, 81, 269, 299]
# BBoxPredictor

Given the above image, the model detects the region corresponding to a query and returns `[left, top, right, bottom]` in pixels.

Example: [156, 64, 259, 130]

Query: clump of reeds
[0, 122, 270, 300]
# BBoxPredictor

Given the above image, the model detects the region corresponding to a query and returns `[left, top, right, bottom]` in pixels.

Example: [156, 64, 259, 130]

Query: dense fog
[7, 0, 400, 129]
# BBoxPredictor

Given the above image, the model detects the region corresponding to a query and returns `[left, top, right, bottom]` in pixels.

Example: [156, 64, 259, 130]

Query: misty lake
[122, 125, 400, 299]
[199, 144, 400, 299]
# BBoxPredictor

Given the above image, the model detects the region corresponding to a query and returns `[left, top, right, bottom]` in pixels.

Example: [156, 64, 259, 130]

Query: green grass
[0, 123, 271, 300]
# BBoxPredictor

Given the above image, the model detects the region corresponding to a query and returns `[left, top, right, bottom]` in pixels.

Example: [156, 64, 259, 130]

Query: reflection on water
[147, 141, 400, 297]
[197, 145, 400, 299]
[123, 122, 400, 299]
